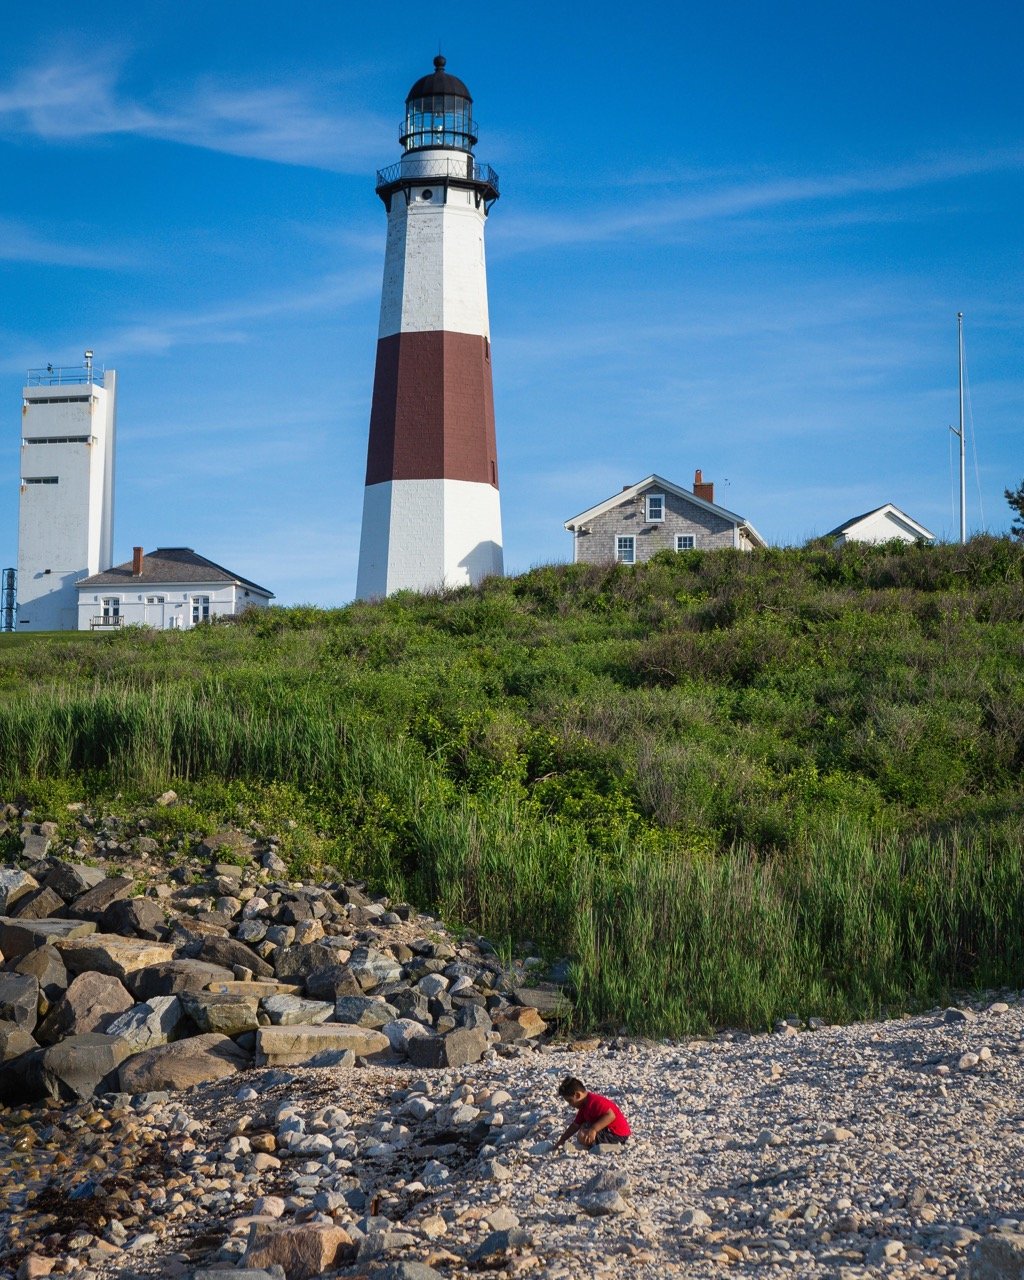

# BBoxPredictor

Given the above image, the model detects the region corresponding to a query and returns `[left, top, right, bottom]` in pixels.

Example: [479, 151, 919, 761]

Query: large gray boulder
[241, 1222, 353, 1279]
[105, 996, 184, 1051]
[0, 917, 96, 963]
[0, 869, 40, 914]
[254, 1023, 388, 1067]
[53, 934, 175, 981]
[0, 1019, 38, 1064]
[44, 861, 106, 902]
[9, 885, 66, 920]
[100, 897, 166, 940]
[305, 965, 362, 1001]
[406, 1028, 489, 1070]
[382, 1019, 433, 1056]
[260, 995, 333, 1026]
[119, 1032, 250, 1093]
[347, 946, 403, 991]
[181, 991, 260, 1036]
[128, 959, 236, 1000]
[334, 996, 398, 1028]
[64, 875, 135, 922]
[15, 946, 68, 1003]
[0, 972, 39, 1032]
[273, 941, 343, 981]
[36, 970, 133, 1043]
[31, 1032, 134, 1101]
[197, 935, 274, 979]
[968, 1230, 1024, 1278]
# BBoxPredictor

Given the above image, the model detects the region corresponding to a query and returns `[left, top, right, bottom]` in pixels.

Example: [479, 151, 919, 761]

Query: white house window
[191, 595, 210, 624]
[615, 536, 636, 564]
[23, 476, 59, 485]
[645, 493, 665, 522]
[101, 597, 120, 620]
[146, 595, 165, 604]
[676, 535, 696, 551]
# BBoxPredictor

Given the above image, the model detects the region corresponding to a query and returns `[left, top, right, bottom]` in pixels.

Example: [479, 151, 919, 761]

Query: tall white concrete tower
[16, 355, 117, 630]
[356, 56, 503, 599]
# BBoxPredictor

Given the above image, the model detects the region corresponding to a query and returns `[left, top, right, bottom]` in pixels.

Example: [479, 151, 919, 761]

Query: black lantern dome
[401, 56, 477, 153]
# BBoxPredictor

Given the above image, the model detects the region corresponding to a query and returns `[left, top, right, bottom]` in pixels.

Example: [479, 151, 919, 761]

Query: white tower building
[16, 355, 117, 631]
[356, 57, 503, 599]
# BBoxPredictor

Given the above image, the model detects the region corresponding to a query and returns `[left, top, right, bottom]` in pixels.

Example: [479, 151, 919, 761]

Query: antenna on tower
[947, 314, 966, 545]
[84, 349, 94, 384]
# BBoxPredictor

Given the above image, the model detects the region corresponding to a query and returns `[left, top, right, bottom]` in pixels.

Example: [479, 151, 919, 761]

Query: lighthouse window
[420, 189, 434, 201]
[615, 536, 636, 565]
[23, 476, 59, 484]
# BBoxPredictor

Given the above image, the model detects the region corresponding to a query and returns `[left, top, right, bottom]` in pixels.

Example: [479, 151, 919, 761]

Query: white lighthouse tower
[16, 353, 117, 630]
[356, 56, 503, 599]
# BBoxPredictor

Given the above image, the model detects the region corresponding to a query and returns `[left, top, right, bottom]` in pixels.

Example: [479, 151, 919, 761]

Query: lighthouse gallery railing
[375, 158, 500, 194]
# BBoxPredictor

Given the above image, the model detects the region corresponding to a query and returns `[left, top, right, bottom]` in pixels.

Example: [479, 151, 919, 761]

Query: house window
[615, 536, 636, 565]
[101, 597, 120, 620]
[191, 595, 211, 625]
[23, 476, 58, 485]
[676, 535, 696, 551]
[645, 493, 665, 522]
[146, 595, 165, 605]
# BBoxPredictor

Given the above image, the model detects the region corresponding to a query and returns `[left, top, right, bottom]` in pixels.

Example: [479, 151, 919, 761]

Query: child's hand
[580, 1127, 597, 1147]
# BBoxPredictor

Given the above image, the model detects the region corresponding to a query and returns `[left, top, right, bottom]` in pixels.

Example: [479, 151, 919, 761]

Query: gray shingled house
[564, 472, 766, 565]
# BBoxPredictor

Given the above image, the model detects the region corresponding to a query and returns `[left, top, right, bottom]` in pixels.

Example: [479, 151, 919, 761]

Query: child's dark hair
[558, 1076, 586, 1099]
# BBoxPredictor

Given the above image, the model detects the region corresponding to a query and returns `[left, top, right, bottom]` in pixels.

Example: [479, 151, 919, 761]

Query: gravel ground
[5, 998, 1024, 1279]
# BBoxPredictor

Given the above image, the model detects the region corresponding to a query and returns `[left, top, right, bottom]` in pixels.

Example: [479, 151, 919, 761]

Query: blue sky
[1, 1, 1021, 603]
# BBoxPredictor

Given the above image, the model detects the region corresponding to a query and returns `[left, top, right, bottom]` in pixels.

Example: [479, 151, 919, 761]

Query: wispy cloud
[101, 265, 381, 357]
[496, 149, 1024, 253]
[0, 56, 392, 172]
[0, 216, 136, 268]
[0, 261, 381, 374]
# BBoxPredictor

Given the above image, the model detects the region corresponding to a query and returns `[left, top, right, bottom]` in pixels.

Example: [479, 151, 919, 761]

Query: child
[551, 1076, 631, 1152]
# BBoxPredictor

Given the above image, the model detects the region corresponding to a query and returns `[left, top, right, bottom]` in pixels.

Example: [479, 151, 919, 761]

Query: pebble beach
[5, 998, 1024, 1279]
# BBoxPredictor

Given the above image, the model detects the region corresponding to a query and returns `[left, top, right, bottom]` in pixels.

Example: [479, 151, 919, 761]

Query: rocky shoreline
[3, 802, 1024, 1279]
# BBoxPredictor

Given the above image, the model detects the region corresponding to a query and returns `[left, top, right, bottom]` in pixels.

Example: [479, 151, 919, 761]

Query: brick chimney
[132, 546, 144, 576]
[693, 469, 714, 504]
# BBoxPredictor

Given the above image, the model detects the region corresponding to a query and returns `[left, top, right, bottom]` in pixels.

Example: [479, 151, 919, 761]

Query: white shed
[824, 505, 935, 546]
[76, 547, 273, 631]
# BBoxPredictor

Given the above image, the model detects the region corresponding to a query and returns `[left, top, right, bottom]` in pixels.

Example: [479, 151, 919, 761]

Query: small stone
[824, 1126, 855, 1143]
[959, 1052, 980, 1071]
[580, 1190, 629, 1216]
[943, 1007, 977, 1023]
[681, 1208, 713, 1230]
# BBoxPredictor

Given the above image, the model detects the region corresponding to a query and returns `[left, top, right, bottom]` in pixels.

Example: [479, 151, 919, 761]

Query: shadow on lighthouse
[458, 540, 503, 583]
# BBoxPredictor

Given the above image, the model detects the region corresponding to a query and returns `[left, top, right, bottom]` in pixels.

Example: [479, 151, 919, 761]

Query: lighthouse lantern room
[356, 57, 504, 599]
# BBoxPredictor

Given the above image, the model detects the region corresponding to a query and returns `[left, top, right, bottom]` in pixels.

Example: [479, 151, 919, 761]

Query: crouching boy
[552, 1076, 631, 1152]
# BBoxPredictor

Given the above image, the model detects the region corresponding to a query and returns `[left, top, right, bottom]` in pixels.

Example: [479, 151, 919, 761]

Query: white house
[76, 547, 273, 631]
[825, 504, 935, 546]
[565, 472, 766, 565]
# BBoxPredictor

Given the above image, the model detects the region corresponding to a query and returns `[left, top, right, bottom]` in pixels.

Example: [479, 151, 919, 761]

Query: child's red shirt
[575, 1091, 631, 1137]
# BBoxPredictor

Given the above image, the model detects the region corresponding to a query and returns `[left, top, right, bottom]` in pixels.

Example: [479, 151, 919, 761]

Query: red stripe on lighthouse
[365, 331, 498, 487]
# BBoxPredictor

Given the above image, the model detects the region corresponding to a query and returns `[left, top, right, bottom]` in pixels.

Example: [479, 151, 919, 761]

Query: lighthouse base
[356, 479, 503, 599]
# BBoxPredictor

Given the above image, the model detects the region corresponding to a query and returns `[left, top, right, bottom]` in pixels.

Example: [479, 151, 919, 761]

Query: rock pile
[0, 806, 568, 1109]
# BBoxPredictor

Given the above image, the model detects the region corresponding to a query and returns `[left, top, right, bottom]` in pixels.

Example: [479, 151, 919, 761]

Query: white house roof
[564, 474, 767, 548]
[824, 504, 936, 543]
[76, 547, 274, 596]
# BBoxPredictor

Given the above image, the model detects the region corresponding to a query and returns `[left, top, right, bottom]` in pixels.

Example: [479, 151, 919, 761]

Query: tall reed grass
[2, 683, 1022, 1035]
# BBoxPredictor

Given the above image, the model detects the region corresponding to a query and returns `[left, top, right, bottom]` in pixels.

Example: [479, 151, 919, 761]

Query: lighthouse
[356, 57, 503, 599]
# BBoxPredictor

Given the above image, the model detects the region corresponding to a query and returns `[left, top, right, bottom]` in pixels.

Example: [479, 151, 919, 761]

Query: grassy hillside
[2, 537, 1023, 1035]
